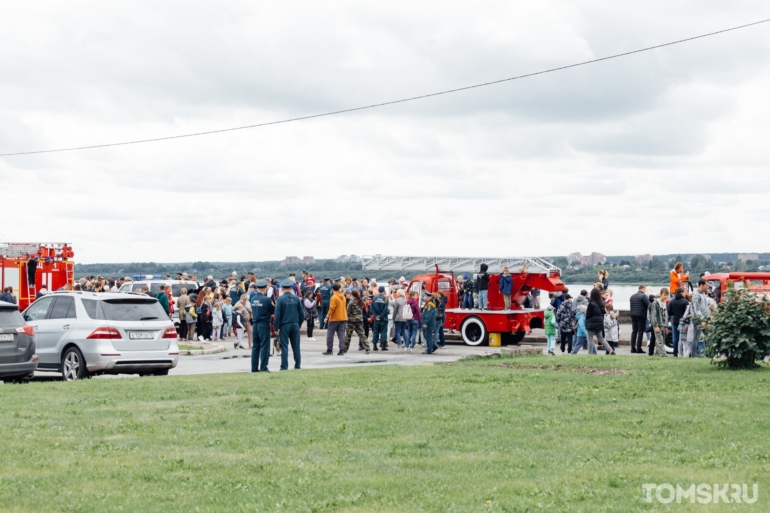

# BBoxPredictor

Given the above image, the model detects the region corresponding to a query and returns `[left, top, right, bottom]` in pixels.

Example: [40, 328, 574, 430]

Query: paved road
[31, 328, 645, 381]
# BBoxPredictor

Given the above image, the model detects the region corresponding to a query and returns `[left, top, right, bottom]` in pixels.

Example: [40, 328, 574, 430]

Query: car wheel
[461, 317, 488, 346]
[61, 347, 90, 381]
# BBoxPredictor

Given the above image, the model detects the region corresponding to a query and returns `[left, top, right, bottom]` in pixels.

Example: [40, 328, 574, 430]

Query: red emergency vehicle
[697, 272, 770, 303]
[361, 256, 564, 346]
[0, 243, 75, 310]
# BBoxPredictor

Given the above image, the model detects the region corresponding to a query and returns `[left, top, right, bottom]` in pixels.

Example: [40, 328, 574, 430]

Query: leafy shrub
[704, 284, 770, 368]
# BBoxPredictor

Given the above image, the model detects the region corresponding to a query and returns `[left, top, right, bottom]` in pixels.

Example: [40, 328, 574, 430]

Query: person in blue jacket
[317, 279, 333, 329]
[570, 305, 589, 354]
[421, 293, 437, 354]
[273, 279, 305, 370]
[498, 266, 514, 310]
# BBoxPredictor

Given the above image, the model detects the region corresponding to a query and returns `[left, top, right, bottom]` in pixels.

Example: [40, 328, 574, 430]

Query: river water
[537, 283, 667, 311]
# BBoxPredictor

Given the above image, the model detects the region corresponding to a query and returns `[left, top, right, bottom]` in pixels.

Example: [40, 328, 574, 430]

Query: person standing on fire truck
[477, 263, 490, 310]
[26, 255, 38, 288]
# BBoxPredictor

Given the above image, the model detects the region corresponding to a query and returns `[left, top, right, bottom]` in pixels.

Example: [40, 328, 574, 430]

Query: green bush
[704, 284, 770, 368]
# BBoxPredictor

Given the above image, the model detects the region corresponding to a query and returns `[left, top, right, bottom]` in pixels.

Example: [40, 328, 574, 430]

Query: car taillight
[162, 327, 178, 339]
[16, 325, 35, 336]
[87, 327, 122, 339]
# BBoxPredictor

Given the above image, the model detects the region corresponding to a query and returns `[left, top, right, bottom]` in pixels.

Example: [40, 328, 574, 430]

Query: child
[603, 303, 620, 354]
[303, 291, 318, 341]
[570, 305, 588, 354]
[223, 298, 233, 338]
[212, 303, 223, 341]
[233, 304, 246, 350]
[544, 304, 557, 355]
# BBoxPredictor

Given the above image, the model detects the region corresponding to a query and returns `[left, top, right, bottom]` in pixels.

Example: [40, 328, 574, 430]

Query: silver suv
[23, 291, 179, 381]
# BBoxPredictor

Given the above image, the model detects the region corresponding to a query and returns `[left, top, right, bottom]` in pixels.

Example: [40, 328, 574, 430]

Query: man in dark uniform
[371, 286, 390, 351]
[273, 278, 304, 370]
[250, 280, 274, 373]
[317, 278, 333, 329]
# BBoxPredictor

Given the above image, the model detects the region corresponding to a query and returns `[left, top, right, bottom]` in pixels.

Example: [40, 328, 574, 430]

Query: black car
[0, 300, 37, 383]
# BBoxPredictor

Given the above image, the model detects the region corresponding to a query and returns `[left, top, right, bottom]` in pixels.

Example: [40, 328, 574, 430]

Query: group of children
[544, 286, 620, 355]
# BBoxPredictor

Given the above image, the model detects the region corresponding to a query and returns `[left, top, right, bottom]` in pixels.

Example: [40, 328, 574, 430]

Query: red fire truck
[361, 256, 564, 346]
[0, 243, 75, 310]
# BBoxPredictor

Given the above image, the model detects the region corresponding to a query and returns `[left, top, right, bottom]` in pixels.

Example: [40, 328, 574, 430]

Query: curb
[179, 345, 227, 356]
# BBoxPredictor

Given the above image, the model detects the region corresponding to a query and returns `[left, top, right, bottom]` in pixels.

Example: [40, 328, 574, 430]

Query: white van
[119, 279, 201, 324]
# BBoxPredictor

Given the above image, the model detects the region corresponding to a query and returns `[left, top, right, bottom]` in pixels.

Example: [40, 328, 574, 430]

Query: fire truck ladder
[360, 256, 560, 274]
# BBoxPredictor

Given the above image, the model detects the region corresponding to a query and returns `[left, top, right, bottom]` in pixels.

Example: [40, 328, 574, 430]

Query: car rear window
[82, 298, 166, 321]
[172, 283, 197, 296]
[82, 299, 104, 320]
[0, 309, 24, 327]
[100, 298, 167, 321]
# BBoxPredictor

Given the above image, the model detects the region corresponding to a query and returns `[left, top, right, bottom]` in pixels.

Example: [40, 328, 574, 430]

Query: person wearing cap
[556, 294, 576, 354]
[371, 286, 390, 351]
[248, 282, 258, 302]
[250, 280, 275, 372]
[323, 283, 348, 355]
[317, 278, 333, 329]
[273, 278, 304, 370]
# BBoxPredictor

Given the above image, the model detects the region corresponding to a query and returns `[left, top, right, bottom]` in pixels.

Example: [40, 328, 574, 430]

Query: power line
[2, 17, 769, 157]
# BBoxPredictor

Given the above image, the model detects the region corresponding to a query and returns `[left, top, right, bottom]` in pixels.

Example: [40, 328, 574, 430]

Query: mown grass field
[1, 356, 769, 512]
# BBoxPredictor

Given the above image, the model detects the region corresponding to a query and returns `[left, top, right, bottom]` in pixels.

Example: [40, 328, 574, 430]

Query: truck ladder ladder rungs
[361, 255, 560, 274]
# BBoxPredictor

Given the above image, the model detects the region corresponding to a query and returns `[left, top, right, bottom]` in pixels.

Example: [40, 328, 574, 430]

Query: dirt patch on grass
[491, 363, 637, 376]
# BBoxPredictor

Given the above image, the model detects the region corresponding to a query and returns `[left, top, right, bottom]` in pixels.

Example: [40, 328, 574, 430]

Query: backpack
[402, 302, 413, 321]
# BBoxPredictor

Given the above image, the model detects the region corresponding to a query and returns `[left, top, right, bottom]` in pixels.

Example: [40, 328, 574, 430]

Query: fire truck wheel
[461, 317, 488, 346]
[505, 330, 526, 345]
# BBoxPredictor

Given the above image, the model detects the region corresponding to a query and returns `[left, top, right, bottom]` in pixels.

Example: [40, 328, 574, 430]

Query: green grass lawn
[1, 356, 769, 512]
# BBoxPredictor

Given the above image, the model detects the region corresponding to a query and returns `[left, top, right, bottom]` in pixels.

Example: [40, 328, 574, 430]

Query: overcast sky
[2, 1, 769, 263]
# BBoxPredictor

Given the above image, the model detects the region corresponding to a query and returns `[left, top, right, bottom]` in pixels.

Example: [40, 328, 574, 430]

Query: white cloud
[1, 1, 770, 263]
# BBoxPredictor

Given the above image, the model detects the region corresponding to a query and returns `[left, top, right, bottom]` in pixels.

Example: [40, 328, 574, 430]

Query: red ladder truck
[361, 255, 564, 346]
[0, 243, 75, 310]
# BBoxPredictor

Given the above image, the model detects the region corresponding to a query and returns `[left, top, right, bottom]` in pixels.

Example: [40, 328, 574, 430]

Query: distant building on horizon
[281, 256, 302, 266]
[585, 252, 607, 266]
[738, 253, 759, 262]
[635, 254, 652, 264]
[302, 256, 316, 265]
[568, 252, 586, 265]
[336, 254, 363, 263]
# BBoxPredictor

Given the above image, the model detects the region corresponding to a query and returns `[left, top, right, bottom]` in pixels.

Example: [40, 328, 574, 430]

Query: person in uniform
[250, 280, 275, 372]
[371, 286, 390, 351]
[345, 290, 370, 354]
[317, 278, 333, 329]
[273, 278, 304, 370]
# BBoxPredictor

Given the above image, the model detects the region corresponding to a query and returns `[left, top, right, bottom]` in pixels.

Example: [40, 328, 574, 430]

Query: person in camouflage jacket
[649, 288, 670, 357]
[555, 295, 576, 353]
[345, 290, 370, 354]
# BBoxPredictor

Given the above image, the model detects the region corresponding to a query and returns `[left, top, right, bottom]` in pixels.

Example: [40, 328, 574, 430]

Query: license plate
[0, 334, 12, 341]
[129, 332, 154, 340]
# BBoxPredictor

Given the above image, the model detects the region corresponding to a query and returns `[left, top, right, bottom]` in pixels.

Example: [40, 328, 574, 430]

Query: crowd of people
[547, 264, 718, 357]
[127, 271, 459, 372]
[4, 260, 723, 364]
